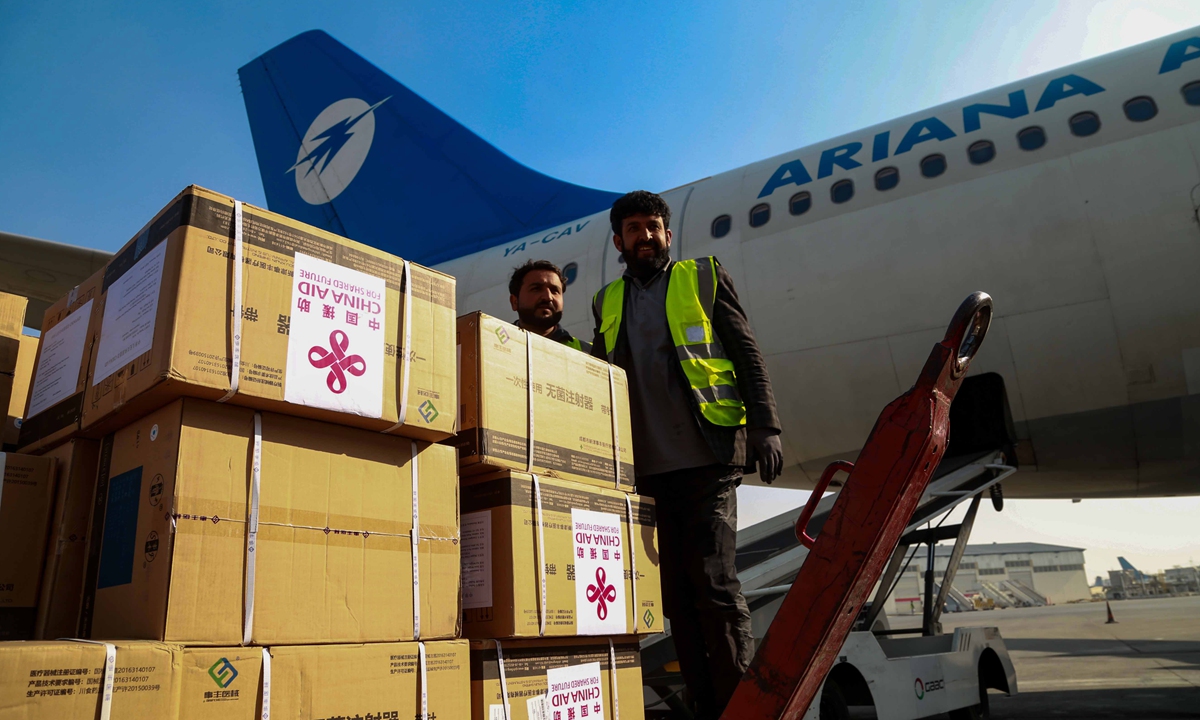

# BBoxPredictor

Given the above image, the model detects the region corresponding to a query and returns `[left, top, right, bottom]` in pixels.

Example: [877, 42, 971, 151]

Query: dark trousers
[638, 464, 754, 720]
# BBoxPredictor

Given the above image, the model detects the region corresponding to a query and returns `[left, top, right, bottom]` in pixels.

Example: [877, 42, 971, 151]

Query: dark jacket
[515, 320, 592, 353]
[591, 259, 781, 471]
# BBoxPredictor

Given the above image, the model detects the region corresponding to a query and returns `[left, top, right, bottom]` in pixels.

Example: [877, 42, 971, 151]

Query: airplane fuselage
[438, 30, 1200, 499]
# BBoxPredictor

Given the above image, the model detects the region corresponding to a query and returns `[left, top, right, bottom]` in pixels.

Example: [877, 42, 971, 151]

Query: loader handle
[943, 292, 993, 380]
[795, 460, 854, 549]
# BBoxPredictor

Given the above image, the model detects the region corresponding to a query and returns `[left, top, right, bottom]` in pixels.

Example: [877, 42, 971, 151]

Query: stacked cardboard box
[33, 439, 101, 641]
[456, 312, 635, 490]
[0, 453, 57, 640]
[3, 333, 37, 448]
[0, 291, 30, 448]
[0, 186, 470, 717]
[17, 270, 101, 454]
[0, 639, 471, 719]
[82, 398, 459, 645]
[457, 314, 660, 719]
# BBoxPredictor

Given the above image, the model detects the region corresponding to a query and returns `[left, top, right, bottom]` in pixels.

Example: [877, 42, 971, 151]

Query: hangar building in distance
[887, 542, 1090, 613]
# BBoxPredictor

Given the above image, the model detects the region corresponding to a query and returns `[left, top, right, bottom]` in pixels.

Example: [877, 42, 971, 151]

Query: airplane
[4, 27, 1200, 499]
[1117, 556, 1151, 582]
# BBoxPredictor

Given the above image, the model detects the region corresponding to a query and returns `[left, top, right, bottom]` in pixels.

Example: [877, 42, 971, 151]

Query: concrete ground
[896, 595, 1200, 718]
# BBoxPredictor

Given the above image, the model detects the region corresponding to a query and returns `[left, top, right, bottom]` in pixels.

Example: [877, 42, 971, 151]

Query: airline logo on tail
[288, 96, 390, 204]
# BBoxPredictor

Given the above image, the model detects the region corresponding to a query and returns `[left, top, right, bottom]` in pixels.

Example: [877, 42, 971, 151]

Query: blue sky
[3, 0, 1200, 579]
[6, 0, 1200, 250]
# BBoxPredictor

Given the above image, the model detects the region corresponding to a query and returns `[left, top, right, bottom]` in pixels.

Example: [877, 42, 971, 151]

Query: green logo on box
[208, 658, 238, 688]
[643, 609, 655, 628]
[418, 400, 439, 423]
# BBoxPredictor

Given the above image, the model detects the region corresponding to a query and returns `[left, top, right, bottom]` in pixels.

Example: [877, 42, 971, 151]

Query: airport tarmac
[894, 595, 1200, 718]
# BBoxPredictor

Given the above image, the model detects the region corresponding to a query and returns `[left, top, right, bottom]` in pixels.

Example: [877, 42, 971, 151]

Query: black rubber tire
[819, 680, 851, 720]
[948, 664, 991, 720]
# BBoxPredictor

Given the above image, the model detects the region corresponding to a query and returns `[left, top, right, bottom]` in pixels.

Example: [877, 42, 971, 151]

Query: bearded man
[590, 190, 783, 720]
[508, 259, 590, 352]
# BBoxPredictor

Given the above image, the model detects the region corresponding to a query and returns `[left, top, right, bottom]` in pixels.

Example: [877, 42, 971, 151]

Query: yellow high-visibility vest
[593, 257, 746, 427]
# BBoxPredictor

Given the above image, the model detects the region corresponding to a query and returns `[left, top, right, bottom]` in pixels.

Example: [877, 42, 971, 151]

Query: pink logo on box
[585, 567, 617, 620]
[308, 329, 366, 394]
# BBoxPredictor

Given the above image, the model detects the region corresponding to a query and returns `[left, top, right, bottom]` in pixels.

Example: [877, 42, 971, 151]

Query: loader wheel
[819, 680, 850, 720]
[990, 482, 1004, 512]
[948, 664, 990, 720]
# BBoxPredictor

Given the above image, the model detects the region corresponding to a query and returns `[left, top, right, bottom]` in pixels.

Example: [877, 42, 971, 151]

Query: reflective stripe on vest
[592, 257, 746, 427]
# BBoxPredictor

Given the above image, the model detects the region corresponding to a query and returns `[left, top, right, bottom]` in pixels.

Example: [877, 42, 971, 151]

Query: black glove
[749, 428, 783, 484]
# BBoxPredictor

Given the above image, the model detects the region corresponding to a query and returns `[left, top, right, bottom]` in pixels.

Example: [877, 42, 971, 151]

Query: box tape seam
[243, 411, 263, 644]
[418, 640, 428, 720]
[608, 365, 620, 489]
[525, 330, 534, 472]
[67, 640, 115, 720]
[218, 200, 244, 404]
[625, 494, 638, 633]
[608, 638, 620, 720]
[383, 260, 414, 433]
[411, 439, 421, 640]
[259, 647, 271, 720]
[496, 639, 512, 720]
[532, 474, 547, 637]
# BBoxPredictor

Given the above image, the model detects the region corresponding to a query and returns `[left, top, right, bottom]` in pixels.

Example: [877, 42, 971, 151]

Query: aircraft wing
[0, 230, 110, 328]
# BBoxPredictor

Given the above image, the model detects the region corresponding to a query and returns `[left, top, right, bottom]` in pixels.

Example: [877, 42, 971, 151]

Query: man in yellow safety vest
[590, 190, 783, 719]
[509, 259, 591, 352]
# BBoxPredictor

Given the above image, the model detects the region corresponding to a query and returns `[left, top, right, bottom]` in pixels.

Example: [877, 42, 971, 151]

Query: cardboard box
[84, 398, 460, 645]
[178, 646, 263, 720]
[456, 313, 635, 491]
[266, 640, 469, 720]
[461, 471, 661, 639]
[0, 291, 27, 375]
[0, 453, 57, 640]
[80, 185, 456, 442]
[470, 636, 644, 720]
[0, 374, 11, 443]
[0, 640, 181, 719]
[17, 270, 103, 454]
[4, 334, 39, 447]
[34, 439, 101, 640]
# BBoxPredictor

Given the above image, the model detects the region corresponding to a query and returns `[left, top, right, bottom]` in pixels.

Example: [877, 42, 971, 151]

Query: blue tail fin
[238, 30, 620, 266]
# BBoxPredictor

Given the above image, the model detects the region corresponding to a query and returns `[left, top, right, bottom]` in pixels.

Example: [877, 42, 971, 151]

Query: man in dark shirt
[590, 191, 783, 719]
[509, 259, 591, 352]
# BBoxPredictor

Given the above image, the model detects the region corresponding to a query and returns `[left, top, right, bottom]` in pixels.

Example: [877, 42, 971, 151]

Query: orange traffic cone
[1105, 600, 1117, 624]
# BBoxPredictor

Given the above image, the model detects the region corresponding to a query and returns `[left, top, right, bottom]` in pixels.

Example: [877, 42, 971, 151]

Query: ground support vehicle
[642, 293, 1019, 719]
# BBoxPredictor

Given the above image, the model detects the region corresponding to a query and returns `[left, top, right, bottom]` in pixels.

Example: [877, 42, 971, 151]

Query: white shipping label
[572, 509, 627, 635]
[284, 253, 386, 418]
[27, 299, 93, 417]
[93, 241, 167, 385]
[545, 661, 604, 720]
[527, 695, 549, 720]
[461, 511, 493, 609]
[488, 704, 511, 720]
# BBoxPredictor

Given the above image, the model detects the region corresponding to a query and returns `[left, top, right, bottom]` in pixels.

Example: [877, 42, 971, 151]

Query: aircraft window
[789, 192, 812, 215]
[711, 214, 732, 238]
[1183, 81, 1200, 106]
[1017, 126, 1046, 151]
[831, 179, 854, 204]
[1123, 96, 1157, 122]
[749, 203, 771, 228]
[562, 262, 578, 286]
[1069, 111, 1101, 137]
[874, 167, 899, 191]
[920, 154, 947, 178]
[967, 140, 996, 165]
